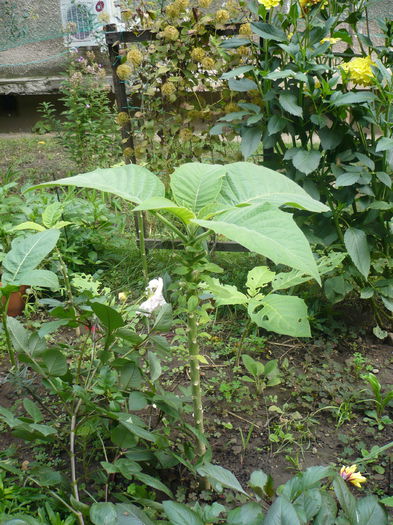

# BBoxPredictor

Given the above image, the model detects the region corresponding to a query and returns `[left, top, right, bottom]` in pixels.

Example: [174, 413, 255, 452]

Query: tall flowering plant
[218, 0, 393, 330]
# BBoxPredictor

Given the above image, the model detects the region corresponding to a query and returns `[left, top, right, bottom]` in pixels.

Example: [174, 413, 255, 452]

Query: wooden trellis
[104, 23, 251, 253]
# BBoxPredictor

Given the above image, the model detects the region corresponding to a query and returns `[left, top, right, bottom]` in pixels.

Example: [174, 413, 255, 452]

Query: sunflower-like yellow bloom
[341, 56, 375, 86]
[116, 64, 133, 80]
[191, 47, 206, 61]
[339, 465, 367, 488]
[215, 9, 230, 24]
[225, 102, 239, 113]
[258, 0, 280, 9]
[162, 25, 179, 41]
[127, 47, 143, 67]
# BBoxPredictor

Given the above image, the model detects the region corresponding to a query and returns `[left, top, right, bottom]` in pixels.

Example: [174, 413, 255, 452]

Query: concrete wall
[0, 0, 66, 94]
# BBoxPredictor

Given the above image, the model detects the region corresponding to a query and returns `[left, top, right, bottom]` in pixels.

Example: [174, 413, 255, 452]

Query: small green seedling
[241, 354, 281, 395]
[361, 373, 393, 430]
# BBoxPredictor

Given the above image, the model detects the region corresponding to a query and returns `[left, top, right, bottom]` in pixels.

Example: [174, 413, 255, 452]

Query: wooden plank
[104, 23, 135, 163]
[141, 239, 249, 252]
[104, 25, 241, 45]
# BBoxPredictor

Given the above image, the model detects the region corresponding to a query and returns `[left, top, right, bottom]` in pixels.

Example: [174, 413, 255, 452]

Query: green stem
[235, 317, 252, 367]
[70, 399, 83, 507]
[1, 296, 16, 367]
[155, 212, 188, 243]
[136, 211, 149, 284]
[188, 312, 205, 457]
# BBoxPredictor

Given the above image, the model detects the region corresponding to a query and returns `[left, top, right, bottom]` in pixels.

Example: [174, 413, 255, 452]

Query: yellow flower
[191, 47, 206, 61]
[126, 47, 143, 67]
[320, 37, 341, 45]
[201, 57, 215, 70]
[198, 0, 212, 7]
[339, 465, 367, 488]
[299, 0, 326, 9]
[179, 128, 193, 141]
[340, 56, 375, 86]
[215, 9, 230, 24]
[258, 0, 281, 9]
[237, 45, 251, 56]
[166, 2, 181, 18]
[123, 147, 134, 158]
[288, 32, 294, 40]
[239, 23, 252, 36]
[121, 9, 133, 21]
[116, 64, 133, 80]
[225, 102, 239, 113]
[116, 112, 130, 127]
[118, 292, 128, 303]
[161, 82, 176, 97]
[162, 25, 179, 41]
[37, 141, 46, 145]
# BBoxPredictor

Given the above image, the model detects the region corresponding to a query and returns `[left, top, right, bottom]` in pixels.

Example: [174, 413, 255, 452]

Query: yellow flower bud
[191, 47, 206, 62]
[116, 64, 133, 80]
[162, 25, 179, 41]
[116, 112, 130, 127]
[201, 57, 215, 70]
[215, 9, 230, 24]
[239, 23, 252, 36]
[126, 47, 143, 67]
[118, 292, 128, 302]
[161, 82, 176, 97]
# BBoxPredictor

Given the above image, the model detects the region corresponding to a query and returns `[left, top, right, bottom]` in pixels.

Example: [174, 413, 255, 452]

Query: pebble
[372, 368, 379, 374]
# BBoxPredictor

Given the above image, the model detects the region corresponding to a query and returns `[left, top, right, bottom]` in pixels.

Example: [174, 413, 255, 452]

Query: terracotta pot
[0, 283, 28, 317]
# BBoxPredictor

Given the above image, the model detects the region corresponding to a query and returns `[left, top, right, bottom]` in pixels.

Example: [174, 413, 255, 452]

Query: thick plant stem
[187, 312, 206, 457]
[70, 398, 83, 522]
[136, 211, 149, 284]
[1, 297, 16, 367]
[235, 318, 252, 367]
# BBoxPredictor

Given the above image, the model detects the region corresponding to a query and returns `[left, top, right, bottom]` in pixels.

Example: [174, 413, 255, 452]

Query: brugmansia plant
[30, 161, 328, 461]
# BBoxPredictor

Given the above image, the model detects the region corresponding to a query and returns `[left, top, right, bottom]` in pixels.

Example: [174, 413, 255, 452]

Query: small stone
[372, 368, 379, 374]
[312, 447, 318, 454]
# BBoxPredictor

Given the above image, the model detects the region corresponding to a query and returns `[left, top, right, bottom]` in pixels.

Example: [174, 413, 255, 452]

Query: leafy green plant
[161, 461, 389, 525]
[39, 51, 120, 170]
[241, 354, 281, 395]
[0, 230, 60, 366]
[218, 0, 393, 327]
[29, 160, 328, 467]
[361, 372, 393, 429]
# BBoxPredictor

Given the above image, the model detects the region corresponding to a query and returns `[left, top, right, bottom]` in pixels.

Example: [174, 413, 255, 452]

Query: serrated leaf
[330, 91, 376, 107]
[42, 202, 63, 228]
[90, 302, 124, 332]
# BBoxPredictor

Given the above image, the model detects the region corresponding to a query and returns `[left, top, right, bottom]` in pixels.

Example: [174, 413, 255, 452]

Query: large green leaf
[194, 205, 320, 282]
[263, 496, 301, 525]
[2, 230, 60, 286]
[15, 269, 59, 290]
[357, 496, 388, 525]
[90, 302, 125, 332]
[248, 294, 311, 337]
[292, 149, 322, 175]
[162, 501, 204, 525]
[204, 277, 248, 306]
[240, 127, 263, 159]
[279, 93, 303, 117]
[134, 197, 195, 224]
[90, 503, 117, 525]
[115, 503, 155, 525]
[344, 227, 370, 278]
[227, 502, 264, 525]
[170, 163, 226, 213]
[28, 164, 164, 204]
[333, 477, 357, 525]
[218, 163, 328, 212]
[197, 464, 247, 495]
